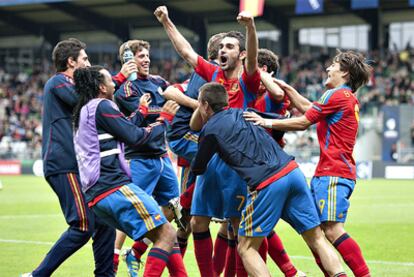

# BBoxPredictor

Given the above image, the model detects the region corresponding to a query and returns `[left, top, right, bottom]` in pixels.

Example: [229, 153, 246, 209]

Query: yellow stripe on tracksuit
[125, 81, 132, 97]
[183, 132, 199, 143]
[181, 166, 190, 192]
[119, 186, 155, 230]
[68, 173, 88, 232]
[244, 191, 258, 237]
[328, 177, 338, 221]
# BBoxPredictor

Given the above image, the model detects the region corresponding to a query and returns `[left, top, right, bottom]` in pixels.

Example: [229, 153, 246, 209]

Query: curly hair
[258, 48, 280, 75]
[72, 65, 105, 130]
[52, 38, 86, 72]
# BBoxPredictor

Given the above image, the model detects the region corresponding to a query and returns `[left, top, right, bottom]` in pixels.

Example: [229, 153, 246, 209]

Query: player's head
[73, 66, 115, 129]
[218, 31, 246, 71]
[119, 40, 151, 77]
[52, 38, 90, 72]
[258, 48, 280, 74]
[258, 48, 280, 94]
[207, 32, 226, 61]
[325, 50, 372, 91]
[198, 82, 228, 121]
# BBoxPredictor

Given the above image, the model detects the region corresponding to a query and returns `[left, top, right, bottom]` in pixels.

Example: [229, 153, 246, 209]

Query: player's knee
[322, 223, 344, 243]
[67, 227, 93, 244]
[190, 216, 209, 232]
[236, 237, 250, 258]
[302, 226, 325, 250]
[157, 223, 176, 247]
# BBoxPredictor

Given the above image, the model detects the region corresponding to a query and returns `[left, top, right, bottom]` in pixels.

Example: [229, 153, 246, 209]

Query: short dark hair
[52, 38, 86, 72]
[223, 31, 246, 52]
[258, 48, 280, 74]
[119, 40, 150, 63]
[207, 33, 226, 60]
[199, 82, 228, 112]
[333, 50, 372, 92]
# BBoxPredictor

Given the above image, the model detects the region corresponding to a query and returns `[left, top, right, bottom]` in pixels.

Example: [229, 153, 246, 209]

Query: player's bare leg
[237, 236, 269, 277]
[302, 226, 345, 276]
[322, 222, 370, 277]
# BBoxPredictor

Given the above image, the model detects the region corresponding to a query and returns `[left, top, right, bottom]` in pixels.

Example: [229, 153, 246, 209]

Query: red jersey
[305, 85, 359, 180]
[194, 56, 260, 109]
[255, 92, 290, 115]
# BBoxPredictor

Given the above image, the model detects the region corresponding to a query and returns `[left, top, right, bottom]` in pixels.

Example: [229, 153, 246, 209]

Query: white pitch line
[1, 239, 413, 267]
[290, 255, 414, 267]
[0, 214, 61, 219]
[0, 239, 54, 246]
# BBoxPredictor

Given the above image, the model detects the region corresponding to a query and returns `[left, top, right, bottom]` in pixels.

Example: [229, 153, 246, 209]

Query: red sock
[258, 238, 268, 263]
[180, 183, 195, 210]
[267, 231, 297, 277]
[177, 236, 188, 257]
[132, 240, 149, 260]
[224, 239, 236, 277]
[311, 250, 329, 277]
[193, 230, 214, 277]
[334, 233, 370, 277]
[235, 237, 248, 277]
[167, 243, 188, 277]
[143, 247, 169, 277]
[113, 251, 120, 273]
[213, 233, 228, 275]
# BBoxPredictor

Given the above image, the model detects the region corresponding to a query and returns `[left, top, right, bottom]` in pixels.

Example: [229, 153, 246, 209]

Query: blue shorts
[191, 154, 224, 219]
[216, 158, 248, 218]
[239, 168, 320, 237]
[130, 156, 179, 207]
[191, 155, 247, 219]
[168, 131, 199, 162]
[92, 183, 167, 241]
[310, 176, 355, 223]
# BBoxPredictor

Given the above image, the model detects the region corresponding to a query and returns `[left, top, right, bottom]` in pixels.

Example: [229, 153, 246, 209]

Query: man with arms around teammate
[245, 50, 371, 277]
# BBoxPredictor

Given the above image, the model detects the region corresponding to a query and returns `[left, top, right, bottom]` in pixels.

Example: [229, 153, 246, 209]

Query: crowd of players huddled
[0, 48, 413, 160]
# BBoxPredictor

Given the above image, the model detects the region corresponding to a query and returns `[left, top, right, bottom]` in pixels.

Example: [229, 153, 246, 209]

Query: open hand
[139, 93, 152, 107]
[162, 100, 180, 116]
[243, 111, 265, 127]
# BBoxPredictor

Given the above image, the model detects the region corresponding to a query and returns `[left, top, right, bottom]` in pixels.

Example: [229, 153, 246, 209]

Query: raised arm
[237, 11, 258, 76]
[274, 79, 312, 114]
[154, 6, 198, 68]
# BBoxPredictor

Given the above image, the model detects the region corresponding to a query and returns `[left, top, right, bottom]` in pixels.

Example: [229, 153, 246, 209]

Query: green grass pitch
[0, 176, 413, 276]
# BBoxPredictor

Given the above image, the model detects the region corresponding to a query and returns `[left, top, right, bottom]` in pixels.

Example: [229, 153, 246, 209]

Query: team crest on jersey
[230, 83, 239, 92]
[155, 214, 161, 221]
[255, 226, 262, 233]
